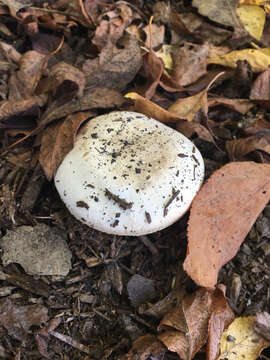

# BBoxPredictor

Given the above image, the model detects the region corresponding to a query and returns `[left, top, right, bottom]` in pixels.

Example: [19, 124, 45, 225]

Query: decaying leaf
[49, 61, 86, 99]
[158, 288, 213, 360]
[157, 286, 234, 360]
[82, 34, 142, 92]
[120, 334, 166, 360]
[178, 121, 215, 143]
[171, 43, 209, 87]
[39, 111, 94, 180]
[218, 316, 270, 360]
[0, 94, 48, 124]
[192, 0, 241, 28]
[168, 90, 208, 122]
[226, 133, 270, 160]
[184, 162, 270, 288]
[254, 312, 270, 341]
[0, 298, 48, 342]
[92, 3, 133, 50]
[207, 285, 235, 360]
[39, 87, 124, 129]
[208, 97, 254, 114]
[250, 67, 270, 107]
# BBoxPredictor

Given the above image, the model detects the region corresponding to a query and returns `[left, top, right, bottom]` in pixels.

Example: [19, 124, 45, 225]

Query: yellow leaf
[239, 0, 267, 4]
[124, 92, 181, 123]
[237, 5, 265, 40]
[155, 45, 173, 71]
[208, 48, 270, 72]
[265, 5, 270, 15]
[218, 316, 270, 360]
[168, 90, 207, 122]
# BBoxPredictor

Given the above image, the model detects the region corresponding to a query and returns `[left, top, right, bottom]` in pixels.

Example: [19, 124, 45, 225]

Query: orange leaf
[183, 162, 270, 288]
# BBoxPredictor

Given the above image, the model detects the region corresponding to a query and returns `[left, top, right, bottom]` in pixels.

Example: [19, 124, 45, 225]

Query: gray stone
[0, 224, 71, 276]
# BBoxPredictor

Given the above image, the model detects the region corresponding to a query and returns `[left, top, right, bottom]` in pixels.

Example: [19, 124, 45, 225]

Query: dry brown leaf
[0, 0, 31, 19]
[158, 288, 214, 360]
[39, 111, 94, 180]
[250, 67, 270, 108]
[192, 0, 241, 27]
[82, 34, 142, 92]
[8, 51, 48, 101]
[208, 97, 254, 114]
[207, 285, 235, 360]
[183, 161, 270, 288]
[244, 117, 270, 136]
[168, 90, 208, 122]
[39, 87, 124, 129]
[49, 61, 86, 99]
[143, 49, 164, 99]
[254, 312, 270, 341]
[143, 23, 165, 49]
[171, 43, 209, 87]
[120, 334, 166, 360]
[125, 92, 181, 123]
[92, 4, 133, 50]
[226, 134, 270, 160]
[0, 94, 48, 123]
[0, 298, 48, 342]
[176, 121, 215, 143]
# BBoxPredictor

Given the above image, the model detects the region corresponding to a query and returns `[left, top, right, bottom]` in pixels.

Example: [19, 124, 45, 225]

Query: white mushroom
[54, 111, 204, 236]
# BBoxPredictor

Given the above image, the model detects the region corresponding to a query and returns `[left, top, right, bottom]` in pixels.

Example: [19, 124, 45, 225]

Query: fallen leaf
[226, 133, 270, 160]
[176, 121, 215, 143]
[218, 316, 270, 360]
[125, 92, 181, 123]
[39, 87, 124, 129]
[250, 67, 270, 108]
[92, 3, 133, 50]
[8, 50, 48, 101]
[207, 285, 235, 360]
[142, 49, 164, 99]
[237, 5, 265, 40]
[158, 288, 213, 360]
[1, 0, 31, 19]
[208, 48, 270, 72]
[192, 0, 241, 27]
[171, 43, 209, 87]
[208, 98, 254, 114]
[254, 312, 270, 341]
[51, 0, 93, 28]
[143, 23, 165, 49]
[168, 90, 208, 122]
[39, 111, 94, 180]
[183, 161, 270, 288]
[49, 61, 86, 99]
[82, 34, 142, 92]
[120, 334, 166, 360]
[0, 94, 48, 124]
[0, 298, 48, 342]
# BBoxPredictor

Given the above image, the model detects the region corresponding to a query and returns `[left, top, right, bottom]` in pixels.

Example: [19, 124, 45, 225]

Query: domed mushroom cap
[54, 111, 204, 236]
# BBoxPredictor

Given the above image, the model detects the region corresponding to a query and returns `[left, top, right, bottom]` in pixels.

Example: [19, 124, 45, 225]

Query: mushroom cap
[54, 111, 204, 236]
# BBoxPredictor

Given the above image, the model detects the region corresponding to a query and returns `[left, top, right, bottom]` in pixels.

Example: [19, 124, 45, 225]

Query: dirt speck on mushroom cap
[54, 111, 204, 236]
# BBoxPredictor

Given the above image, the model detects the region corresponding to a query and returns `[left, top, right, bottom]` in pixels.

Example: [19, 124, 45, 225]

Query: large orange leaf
[183, 162, 270, 288]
